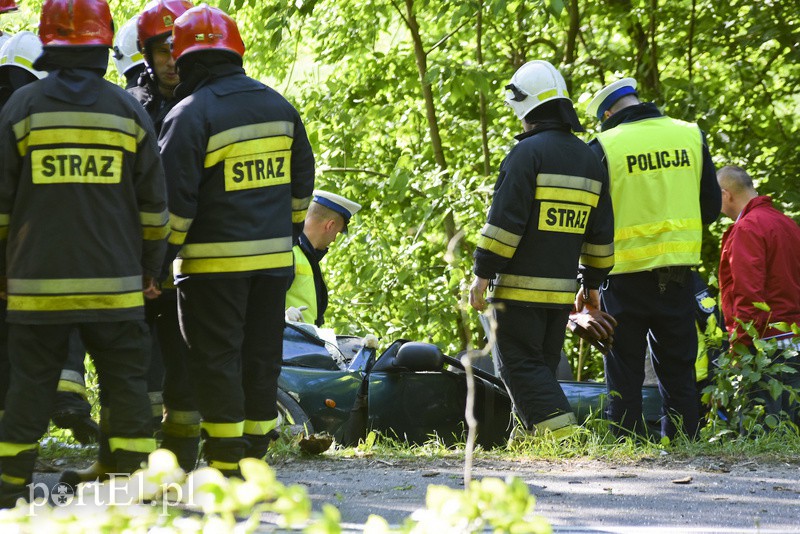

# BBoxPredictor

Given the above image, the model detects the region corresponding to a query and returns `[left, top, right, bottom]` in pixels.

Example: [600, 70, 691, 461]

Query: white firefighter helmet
[504, 60, 571, 120]
[0, 31, 46, 79]
[112, 16, 145, 77]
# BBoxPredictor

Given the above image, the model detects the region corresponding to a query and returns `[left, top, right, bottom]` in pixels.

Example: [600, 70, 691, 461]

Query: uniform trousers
[0, 320, 153, 481]
[494, 305, 573, 430]
[156, 290, 196, 417]
[178, 275, 288, 466]
[602, 270, 699, 439]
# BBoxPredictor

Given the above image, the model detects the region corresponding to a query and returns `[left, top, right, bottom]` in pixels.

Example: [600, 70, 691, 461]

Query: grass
[54, 357, 799, 469]
[261, 416, 800, 468]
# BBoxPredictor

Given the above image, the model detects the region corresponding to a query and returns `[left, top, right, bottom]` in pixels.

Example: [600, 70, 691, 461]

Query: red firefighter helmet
[0, 0, 18, 14]
[39, 0, 114, 47]
[137, 0, 193, 51]
[171, 3, 244, 62]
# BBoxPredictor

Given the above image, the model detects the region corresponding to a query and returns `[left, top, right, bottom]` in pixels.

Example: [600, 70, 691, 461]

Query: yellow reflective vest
[285, 245, 317, 324]
[596, 116, 703, 274]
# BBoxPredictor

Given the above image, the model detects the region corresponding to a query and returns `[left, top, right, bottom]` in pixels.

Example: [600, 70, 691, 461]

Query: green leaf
[700, 296, 716, 310]
[753, 301, 771, 312]
[547, 0, 565, 17]
[767, 378, 783, 401]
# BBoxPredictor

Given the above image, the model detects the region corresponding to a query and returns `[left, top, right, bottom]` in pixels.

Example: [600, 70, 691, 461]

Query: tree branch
[688, 0, 696, 83]
[319, 167, 390, 178]
[425, 10, 478, 55]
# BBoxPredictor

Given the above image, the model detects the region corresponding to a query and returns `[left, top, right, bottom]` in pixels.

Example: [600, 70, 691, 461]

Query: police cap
[586, 78, 637, 121]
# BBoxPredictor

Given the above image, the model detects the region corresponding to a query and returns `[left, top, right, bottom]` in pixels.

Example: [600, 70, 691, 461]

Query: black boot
[51, 392, 100, 445]
[59, 432, 114, 487]
[113, 450, 149, 475]
[160, 435, 200, 472]
[243, 430, 280, 460]
[202, 437, 246, 478]
[0, 449, 37, 509]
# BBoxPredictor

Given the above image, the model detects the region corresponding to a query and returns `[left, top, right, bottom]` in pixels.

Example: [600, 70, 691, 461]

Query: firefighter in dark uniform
[0, 30, 46, 426]
[0, 0, 169, 506]
[0, 31, 101, 447]
[132, 0, 193, 133]
[470, 60, 615, 440]
[135, 0, 200, 473]
[112, 16, 146, 90]
[586, 78, 721, 440]
[285, 190, 361, 326]
[159, 5, 315, 476]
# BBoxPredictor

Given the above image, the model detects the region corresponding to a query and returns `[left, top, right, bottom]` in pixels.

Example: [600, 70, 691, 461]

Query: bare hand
[570, 307, 617, 341]
[469, 276, 490, 311]
[143, 275, 161, 300]
[574, 288, 601, 312]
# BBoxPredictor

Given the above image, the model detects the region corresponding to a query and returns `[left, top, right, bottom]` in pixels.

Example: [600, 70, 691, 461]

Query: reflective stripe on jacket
[0, 75, 168, 324]
[158, 64, 315, 281]
[473, 124, 614, 308]
[596, 116, 703, 274]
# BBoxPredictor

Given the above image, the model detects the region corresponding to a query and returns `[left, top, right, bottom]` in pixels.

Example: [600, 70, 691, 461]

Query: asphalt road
[31, 455, 800, 532]
[269, 456, 800, 532]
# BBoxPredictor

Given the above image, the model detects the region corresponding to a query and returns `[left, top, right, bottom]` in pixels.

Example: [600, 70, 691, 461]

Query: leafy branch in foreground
[0, 449, 551, 533]
[702, 311, 799, 437]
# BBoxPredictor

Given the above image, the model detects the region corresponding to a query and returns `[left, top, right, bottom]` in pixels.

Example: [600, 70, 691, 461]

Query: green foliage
[365, 476, 551, 534]
[9, 0, 797, 355]
[0, 448, 553, 533]
[226, 0, 800, 354]
[703, 317, 800, 435]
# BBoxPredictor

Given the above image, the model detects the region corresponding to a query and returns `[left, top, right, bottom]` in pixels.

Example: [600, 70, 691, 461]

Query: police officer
[159, 5, 315, 476]
[0, 0, 169, 505]
[112, 16, 146, 89]
[285, 190, 361, 326]
[586, 78, 721, 440]
[469, 60, 615, 440]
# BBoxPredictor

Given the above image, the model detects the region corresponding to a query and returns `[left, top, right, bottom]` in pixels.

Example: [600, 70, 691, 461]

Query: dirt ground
[268, 454, 800, 531]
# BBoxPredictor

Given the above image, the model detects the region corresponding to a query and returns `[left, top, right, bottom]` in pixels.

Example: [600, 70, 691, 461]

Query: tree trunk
[401, 0, 470, 349]
[477, 1, 490, 177]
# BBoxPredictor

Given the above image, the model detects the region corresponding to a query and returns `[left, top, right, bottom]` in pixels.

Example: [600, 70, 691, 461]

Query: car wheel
[277, 389, 314, 436]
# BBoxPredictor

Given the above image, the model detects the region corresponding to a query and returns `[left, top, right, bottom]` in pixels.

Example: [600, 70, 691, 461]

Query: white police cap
[586, 77, 637, 121]
[312, 190, 362, 227]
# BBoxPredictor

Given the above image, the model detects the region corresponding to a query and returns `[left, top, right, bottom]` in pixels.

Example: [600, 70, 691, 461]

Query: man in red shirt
[717, 165, 800, 422]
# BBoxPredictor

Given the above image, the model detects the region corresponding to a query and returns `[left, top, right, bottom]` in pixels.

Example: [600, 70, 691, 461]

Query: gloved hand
[285, 305, 308, 322]
[568, 308, 617, 354]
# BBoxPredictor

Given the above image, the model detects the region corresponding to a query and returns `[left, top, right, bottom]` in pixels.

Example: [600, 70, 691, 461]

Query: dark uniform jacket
[294, 232, 328, 326]
[128, 78, 177, 135]
[474, 122, 614, 308]
[158, 63, 315, 282]
[0, 68, 169, 324]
